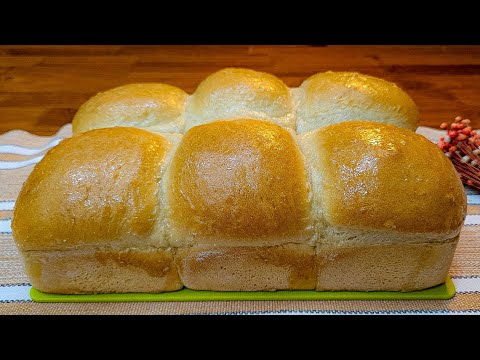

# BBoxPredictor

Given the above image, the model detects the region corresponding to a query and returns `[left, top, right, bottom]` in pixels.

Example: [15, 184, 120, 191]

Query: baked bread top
[299, 121, 466, 240]
[13, 120, 466, 251]
[186, 68, 296, 131]
[294, 71, 419, 133]
[13, 127, 173, 251]
[72, 68, 419, 135]
[14, 68, 465, 252]
[165, 119, 313, 247]
[72, 83, 188, 134]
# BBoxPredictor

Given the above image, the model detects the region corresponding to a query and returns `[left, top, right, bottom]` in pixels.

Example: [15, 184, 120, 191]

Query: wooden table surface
[1, 45, 479, 135]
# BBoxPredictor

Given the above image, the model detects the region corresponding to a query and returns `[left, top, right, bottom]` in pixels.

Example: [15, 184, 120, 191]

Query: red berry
[463, 127, 472, 135]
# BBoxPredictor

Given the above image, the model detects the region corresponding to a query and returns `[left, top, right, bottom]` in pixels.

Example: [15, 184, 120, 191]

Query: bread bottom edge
[176, 244, 317, 291]
[21, 238, 458, 294]
[316, 239, 458, 292]
[21, 247, 183, 294]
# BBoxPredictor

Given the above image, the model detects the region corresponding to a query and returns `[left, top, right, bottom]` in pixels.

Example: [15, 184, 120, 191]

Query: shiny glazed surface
[187, 68, 294, 124]
[72, 83, 188, 134]
[13, 127, 170, 250]
[167, 119, 311, 242]
[315, 121, 466, 233]
[297, 71, 419, 132]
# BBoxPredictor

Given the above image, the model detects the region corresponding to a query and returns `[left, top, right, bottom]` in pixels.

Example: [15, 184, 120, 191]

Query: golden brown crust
[22, 248, 182, 294]
[166, 119, 313, 246]
[11, 67, 467, 294]
[72, 83, 188, 135]
[186, 68, 295, 130]
[316, 239, 458, 291]
[176, 244, 316, 291]
[309, 121, 466, 234]
[12, 127, 171, 251]
[295, 71, 419, 133]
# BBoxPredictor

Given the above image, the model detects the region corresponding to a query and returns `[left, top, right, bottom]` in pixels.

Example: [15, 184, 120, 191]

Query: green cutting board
[30, 276, 455, 302]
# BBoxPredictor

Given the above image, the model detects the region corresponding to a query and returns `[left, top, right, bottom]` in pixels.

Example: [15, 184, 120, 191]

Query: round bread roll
[185, 68, 295, 130]
[72, 83, 188, 135]
[13, 127, 173, 250]
[165, 118, 313, 247]
[12, 127, 183, 293]
[301, 121, 465, 235]
[294, 71, 419, 133]
[299, 121, 466, 291]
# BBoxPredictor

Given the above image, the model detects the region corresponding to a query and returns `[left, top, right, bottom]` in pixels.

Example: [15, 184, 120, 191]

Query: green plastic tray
[30, 276, 455, 302]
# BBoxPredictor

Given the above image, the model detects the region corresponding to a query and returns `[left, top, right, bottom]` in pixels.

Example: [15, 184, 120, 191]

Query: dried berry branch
[438, 116, 480, 190]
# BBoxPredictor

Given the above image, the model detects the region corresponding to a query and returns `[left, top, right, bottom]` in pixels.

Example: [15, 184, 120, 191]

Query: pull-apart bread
[12, 68, 466, 293]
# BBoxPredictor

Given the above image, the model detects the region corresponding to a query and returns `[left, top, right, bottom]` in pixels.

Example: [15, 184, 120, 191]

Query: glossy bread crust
[295, 71, 419, 133]
[72, 83, 188, 134]
[185, 68, 295, 130]
[71, 68, 419, 135]
[308, 121, 465, 234]
[13, 127, 172, 251]
[166, 119, 313, 247]
[11, 68, 466, 294]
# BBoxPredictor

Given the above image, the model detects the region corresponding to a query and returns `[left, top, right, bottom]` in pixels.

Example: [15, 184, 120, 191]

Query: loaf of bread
[12, 68, 466, 294]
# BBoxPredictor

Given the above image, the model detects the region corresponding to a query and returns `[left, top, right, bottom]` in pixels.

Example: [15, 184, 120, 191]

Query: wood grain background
[1, 45, 479, 135]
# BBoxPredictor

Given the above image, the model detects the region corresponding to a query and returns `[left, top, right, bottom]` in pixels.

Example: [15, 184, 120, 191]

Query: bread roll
[72, 83, 188, 135]
[12, 127, 183, 293]
[299, 121, 465, 291]
[166, 119, 315, 291]
[185, 68, 295, 130]
[299, 121, 464, 236]
[293, 71, 419, 133]
[164, 119, 313, 248]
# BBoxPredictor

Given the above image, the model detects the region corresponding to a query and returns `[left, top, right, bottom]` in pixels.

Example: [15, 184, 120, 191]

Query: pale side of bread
[21, 248, 182, 294]
[12, 127, 174, 250]
[184, 68, 296, 131]
[294, 71, 419, 133]
[72, 83, 188, 135]
[164, 119, 314, 247]
[175, 244, 316, 291]
[316, 239, 458, 291]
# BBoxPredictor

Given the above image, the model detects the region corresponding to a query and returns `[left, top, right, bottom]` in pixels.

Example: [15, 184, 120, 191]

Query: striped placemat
[1, 125, 479, 315]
